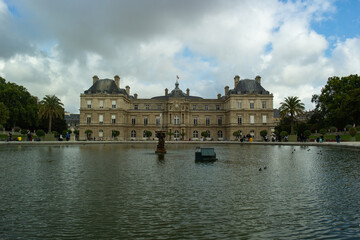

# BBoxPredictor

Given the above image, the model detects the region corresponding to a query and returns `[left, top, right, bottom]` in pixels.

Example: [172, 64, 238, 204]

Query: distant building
[64, 113, 80, 131]
[79, 75, 275, 141]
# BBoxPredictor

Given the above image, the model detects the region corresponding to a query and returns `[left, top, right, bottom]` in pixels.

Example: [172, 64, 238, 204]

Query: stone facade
[79, 75, 274, 141]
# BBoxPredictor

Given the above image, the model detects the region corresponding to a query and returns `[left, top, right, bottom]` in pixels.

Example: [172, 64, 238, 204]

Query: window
[156, 116, 161, 125]
[174, 115, 180, 125]
[262, 115, 267, 124]
[193, 130, 198, 138]
[206, 130, 211, 138]
[131, 117, 136, 125]
[87, 100, 91, 108]
[262, 101, 266, 109]
[194, 117, 198, 125]
[250, 101, 254, 109]
[250, 130, 255, 137]
[157, 104, 161, 110]
[174, 130, 180, 139]
[238, 101, 242, 109]
[238, 116, 242, 125]
[205, 105, 208, 110]
[144, 117, 148, 125]
[99, 130, 103, 138]
[112, 114, 116, 124]
[99, 115, 103, 124]
[146, 105, 150, 110]
[250, 115, 255, 124]
[218, 117, 222, 125]
[216, 105, 220, 110]
[99, 100, 104, 109]
[87, 115, 91, 124]
[131, 130, 136, 138]
[206, 117, 210, 125]
[193, 105, 196, 110]
[143, 130, 147, 138]
[134, 105, 138, 110]
[218, 130, 223, 138]
[112, 100, 116, 109]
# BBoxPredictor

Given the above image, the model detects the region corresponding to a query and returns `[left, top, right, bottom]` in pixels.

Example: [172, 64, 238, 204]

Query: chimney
[217, 93, 221, 99]
[125, 85, 130, 95]
[165, 88, 168, 96]
[225, 86, 229, 95]
[255, 75, 261, 84]
[134, 93, 138, 99]
[114, 75, 120, 88]
[234, 75, 240, 87]
[93, 75, 99, 84]
[186, 88, 190, 96]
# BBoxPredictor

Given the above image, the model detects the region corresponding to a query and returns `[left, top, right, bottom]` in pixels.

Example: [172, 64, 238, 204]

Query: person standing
[336, 134, 341, 143]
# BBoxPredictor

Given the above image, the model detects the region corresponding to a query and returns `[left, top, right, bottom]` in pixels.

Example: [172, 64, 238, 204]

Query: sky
[0, 0, 360, 113]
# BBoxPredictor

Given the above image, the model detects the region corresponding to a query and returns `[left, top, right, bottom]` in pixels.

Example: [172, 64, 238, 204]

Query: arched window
[250, 130, 255, 137]
[193, 130, 198, 138]
[206, 130, 211, 138]
[131, 130, 136, 138]
[218, 130, 223, 138]
[174, 130, 180, 139]
[143, 130, 147, 138]
[99, 130, 103, 138]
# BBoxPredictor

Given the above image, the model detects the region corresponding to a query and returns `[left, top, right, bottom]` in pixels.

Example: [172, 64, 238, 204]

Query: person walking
[336, 134, 341, 143]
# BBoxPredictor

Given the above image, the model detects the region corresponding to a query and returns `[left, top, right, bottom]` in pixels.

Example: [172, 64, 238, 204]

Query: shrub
[52, 131, 58, 137]
[20, 129, 28, 135]
[345, 124, 353, 131]
[356, 126, 360, 131]
[144, 130, 152, 138]
[14, 126, 21, 132]
[201, 131, 209, 138]
[233, 131, 241, 139]
[0, 124, 3, 129]
[280, 131, 288, 138]
[319, 128, 327, 135]
[349, 127, 357, 137]
[36, 129, 45, 137]
[304, 130, 311, 138]
[330, 126, 337, 132]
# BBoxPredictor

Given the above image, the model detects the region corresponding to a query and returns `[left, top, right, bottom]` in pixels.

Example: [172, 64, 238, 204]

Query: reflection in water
[0, 144, 360, 239]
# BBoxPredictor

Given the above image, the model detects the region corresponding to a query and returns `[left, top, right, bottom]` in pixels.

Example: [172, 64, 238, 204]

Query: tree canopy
[0, 77, 38, 129]
[312, 74, 360, 129]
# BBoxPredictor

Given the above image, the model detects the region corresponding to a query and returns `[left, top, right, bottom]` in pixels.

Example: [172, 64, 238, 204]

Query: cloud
[0, 0, 360, 113]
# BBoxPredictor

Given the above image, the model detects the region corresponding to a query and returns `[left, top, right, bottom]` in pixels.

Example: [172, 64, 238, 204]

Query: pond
[1, 144, 360, 239]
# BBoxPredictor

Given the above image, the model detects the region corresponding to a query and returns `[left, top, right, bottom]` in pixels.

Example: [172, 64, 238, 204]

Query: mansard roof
[151, 80, 203, 100]
[228, 79, 270, 95]
[84, 79, 129, 95]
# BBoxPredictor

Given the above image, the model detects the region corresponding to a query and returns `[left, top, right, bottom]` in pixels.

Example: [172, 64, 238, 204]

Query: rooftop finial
[175, 75, 180, 88]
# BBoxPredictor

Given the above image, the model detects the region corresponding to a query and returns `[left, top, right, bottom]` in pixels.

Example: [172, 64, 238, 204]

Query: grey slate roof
[151, 81, 203, 100]
[228, 79, 270, 95]
[84, 79, 129, 95]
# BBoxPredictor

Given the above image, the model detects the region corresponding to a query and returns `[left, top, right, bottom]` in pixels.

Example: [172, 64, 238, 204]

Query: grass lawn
[309, 134, 360, 142]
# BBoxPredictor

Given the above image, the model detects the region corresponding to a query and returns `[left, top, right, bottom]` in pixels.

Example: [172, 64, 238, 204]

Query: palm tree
[38, 95, 64, 133]
[279, 96, 305, 134]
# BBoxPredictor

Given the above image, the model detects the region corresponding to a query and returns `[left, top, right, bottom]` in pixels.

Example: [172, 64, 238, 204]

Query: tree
[349, 127, 357, 137]
[201, 131, 209, 138]
[233, 130, 241, 140]
[180, 131, 186, 140]
[36, 129, 45, 138]
[85, 129, 93, 140]
[0, 77, 38, 129]
[38, 95, 64, 133]
[280, 131, 288, 138]
[0, 102, 9, 125]
[167, 131, 174, 140]
[260, 130, 267, 140]
[279, 96, 305, 134]
[112, 130, 120, 139]
[312, 74, 360, 129]
[143, 130, 152, 139]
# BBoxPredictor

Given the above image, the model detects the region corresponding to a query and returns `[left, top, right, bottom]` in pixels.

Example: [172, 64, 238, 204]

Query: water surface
[1, 144, 360, 239]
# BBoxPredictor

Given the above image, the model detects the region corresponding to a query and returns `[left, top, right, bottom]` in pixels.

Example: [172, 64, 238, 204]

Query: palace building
[79, 75, 274, 141]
